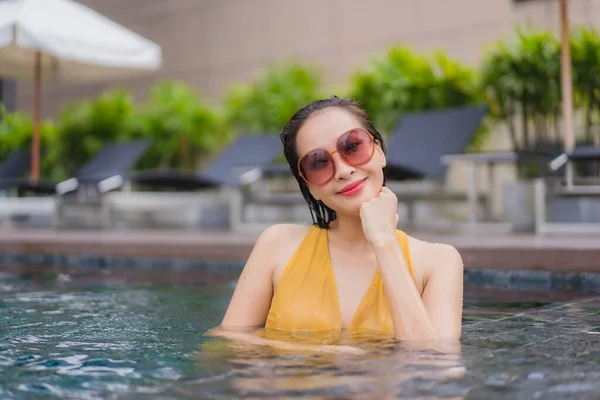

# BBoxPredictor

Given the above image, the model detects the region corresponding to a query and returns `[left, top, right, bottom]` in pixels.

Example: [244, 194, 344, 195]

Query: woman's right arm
[220, 224, 279, 328]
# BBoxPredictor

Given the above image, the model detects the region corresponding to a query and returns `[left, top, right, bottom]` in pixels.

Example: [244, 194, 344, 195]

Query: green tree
[56, 88, 135, 178]
[480, 28, 562, 151]
[223, 61, 326, 134]
[128, 80, 230, 170]
[571, 26, 600, 143]
[349, 46, 480, 135]
[0, 105, 60, 180]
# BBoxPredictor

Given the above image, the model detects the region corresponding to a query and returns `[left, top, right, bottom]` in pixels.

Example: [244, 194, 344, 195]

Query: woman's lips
[338, 178, 367, 196]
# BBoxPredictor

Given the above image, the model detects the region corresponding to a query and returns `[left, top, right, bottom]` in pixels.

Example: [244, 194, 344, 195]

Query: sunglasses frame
[297, 127, 376, 186]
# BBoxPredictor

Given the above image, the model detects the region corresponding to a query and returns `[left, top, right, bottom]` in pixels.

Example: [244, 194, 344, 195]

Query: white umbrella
[0, 0, 162, 181]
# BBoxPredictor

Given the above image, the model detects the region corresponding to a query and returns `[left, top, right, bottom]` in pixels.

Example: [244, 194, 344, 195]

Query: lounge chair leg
[467, 163, 479, 225]
[405, 201, 415, 230]
[485, 162, 495, 221]
[534, 178, 547, 235]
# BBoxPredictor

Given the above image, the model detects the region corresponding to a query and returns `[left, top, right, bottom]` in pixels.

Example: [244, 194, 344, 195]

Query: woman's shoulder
[403, 233, 464, 280]
[258, 223, 313, 244]
[404, 234, 461, 258]
[257, 224, 316, 284]
[256, 223, 314, 260]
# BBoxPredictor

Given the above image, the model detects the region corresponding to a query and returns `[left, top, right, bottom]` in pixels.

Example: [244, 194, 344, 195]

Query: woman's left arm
[360, 187, 464, 341]
[373, 240, 463, 341]
[417, 243, 464, 340]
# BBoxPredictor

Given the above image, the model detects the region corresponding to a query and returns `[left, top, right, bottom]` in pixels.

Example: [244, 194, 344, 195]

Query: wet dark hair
[280, 96, 387, 229]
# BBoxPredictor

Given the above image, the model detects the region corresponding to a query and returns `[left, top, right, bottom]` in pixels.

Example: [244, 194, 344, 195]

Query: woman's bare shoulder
[257, 224, 313, 284]
[259, 223, 312, 243]
[259, 223, 313, 261]
[405, 234, 460, 255]
[405, 234, 463, 279]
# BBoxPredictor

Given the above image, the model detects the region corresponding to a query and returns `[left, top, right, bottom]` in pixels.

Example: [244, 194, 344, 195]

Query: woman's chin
[330, 198, 371, 218]
[323, 184, 382, 217]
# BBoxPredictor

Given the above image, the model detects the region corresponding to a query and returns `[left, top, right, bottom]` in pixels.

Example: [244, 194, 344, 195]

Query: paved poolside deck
[0, 228, 599, 273]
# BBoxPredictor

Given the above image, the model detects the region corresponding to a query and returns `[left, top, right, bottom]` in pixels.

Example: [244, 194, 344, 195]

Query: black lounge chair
[199, 135, 283, 186]
[550, 145, 600, 175]
[385, 105, 489, 181]
[53, 139, 151, 229]
[0, 150, 31, 186]
[0, 149, 57, 195]
[124, 135, 284, 191]
[128, 169, 220, 191]
[56, 139, 151, 195]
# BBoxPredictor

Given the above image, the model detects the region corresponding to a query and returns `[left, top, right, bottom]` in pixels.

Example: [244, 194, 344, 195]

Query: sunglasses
[297, 128, 375, 186]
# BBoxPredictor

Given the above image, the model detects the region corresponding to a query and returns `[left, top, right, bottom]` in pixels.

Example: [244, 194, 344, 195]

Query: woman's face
[295, 107, 386, 217]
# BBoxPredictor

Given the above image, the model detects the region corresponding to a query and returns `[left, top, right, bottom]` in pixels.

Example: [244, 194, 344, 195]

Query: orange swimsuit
[264, 225, 414, 337]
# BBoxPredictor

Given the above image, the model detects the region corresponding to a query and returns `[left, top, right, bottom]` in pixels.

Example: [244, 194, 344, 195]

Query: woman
[214, 96, 463, 350]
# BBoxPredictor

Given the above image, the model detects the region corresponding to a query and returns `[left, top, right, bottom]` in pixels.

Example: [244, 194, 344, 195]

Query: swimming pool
[1, 266, 599, 399]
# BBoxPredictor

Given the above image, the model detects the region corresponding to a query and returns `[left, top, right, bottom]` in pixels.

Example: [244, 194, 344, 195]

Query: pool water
[1, 270, 599, 400]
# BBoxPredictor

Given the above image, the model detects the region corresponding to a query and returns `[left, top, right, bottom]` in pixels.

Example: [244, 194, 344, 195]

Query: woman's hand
[359, 186, 399, 247]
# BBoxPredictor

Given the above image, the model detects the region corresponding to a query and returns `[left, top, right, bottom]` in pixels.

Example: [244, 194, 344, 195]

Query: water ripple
[0, 277, 598, 399]
[11, 335, 45, 344]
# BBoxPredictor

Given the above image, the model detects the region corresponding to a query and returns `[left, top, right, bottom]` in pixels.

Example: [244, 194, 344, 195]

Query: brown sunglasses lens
[338, 129, 374, 166]
[299, 129, 374, 186]
[299, 149, 334, 186]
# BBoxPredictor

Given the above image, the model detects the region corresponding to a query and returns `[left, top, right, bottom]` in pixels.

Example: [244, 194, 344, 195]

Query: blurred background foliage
[2, 25, 600, 182]
[349, 46, 480, 135]
[223, 61, 326, 134]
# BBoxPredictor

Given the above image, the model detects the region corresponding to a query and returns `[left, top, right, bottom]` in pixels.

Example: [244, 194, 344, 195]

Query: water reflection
[194, 332, 467, 399]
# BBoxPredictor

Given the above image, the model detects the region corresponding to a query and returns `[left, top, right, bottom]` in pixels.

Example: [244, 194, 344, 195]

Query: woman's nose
[333, 152, 355, 181]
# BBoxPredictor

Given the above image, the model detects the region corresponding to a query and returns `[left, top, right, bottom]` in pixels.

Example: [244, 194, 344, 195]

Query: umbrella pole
[560, 0, 575, 187]
[32, 51, 42, 182]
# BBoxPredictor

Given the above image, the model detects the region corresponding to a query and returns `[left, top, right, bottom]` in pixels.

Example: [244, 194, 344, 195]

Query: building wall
[15, 0, 600, 119]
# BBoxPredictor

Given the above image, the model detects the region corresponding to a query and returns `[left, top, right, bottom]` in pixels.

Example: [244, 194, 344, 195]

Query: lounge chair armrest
[549, 153, 569, 171]
[56, 178, 79, 195]
[98, 175, 124, 193]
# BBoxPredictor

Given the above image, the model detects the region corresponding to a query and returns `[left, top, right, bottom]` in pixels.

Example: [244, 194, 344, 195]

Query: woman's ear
[375, 144, 386, 168]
